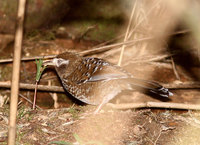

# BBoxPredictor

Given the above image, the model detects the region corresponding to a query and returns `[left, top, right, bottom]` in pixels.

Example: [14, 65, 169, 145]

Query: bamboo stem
[8, 0, 26, 144]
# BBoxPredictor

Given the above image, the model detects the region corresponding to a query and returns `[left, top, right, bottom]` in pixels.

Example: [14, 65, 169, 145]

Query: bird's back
[60, 57, 131, 105]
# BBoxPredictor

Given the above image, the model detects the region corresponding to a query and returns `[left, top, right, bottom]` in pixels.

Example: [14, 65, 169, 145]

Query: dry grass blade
[19, 94, 42, 110]
[80, 37, 153, 56]
[127, 0, 162, 39]
[171, 57, 180, 80]
[118, 0, 137, 66]
[123, 54, 172, 66]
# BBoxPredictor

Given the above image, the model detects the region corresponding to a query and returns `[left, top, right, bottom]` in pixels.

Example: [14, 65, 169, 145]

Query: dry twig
[165, 82, 200, 89]
[109, 102, 200, 110]
[81, 37, 152, 56]
[0, 38, 148, 64]
[0, 81, 199, 92]
[0, 30, 190, 64]
[171, 57, 180, 80]
[118, 0, 137, 66]
[123, 54, 172, 66]
[0, 55, 55, 64]
[0, 81, 64, 92]
[154, 128, 162, 145]
[8, 0, 26, 144]
[19, 94, 42, 110]
[127, 0, 162, 38]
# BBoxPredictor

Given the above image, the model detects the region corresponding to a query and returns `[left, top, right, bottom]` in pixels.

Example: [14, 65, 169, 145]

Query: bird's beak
[42, 60, 55, 67]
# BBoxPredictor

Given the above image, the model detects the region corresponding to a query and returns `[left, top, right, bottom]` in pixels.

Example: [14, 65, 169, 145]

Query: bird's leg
[93, 97, 107, 114]
[94, 103, 104, 114]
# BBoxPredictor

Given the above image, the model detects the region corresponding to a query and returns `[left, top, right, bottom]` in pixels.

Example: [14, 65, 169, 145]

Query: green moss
[1, 0, 17, 15]
[68, 106, 80, 119]
[17, 106, 28, 119]
[25, 29, 56, 41]
[66, 18, 122, 42]
[0, 65, 12, 81]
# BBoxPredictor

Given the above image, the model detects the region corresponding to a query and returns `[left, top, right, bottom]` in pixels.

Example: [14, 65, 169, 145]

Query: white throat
[53, 58, 69, 67]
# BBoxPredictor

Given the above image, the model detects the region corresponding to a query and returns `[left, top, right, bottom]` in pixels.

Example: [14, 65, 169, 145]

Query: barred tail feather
[129, 78, 173, 97]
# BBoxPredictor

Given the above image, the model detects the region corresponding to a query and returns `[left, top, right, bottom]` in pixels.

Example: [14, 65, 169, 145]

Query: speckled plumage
[44, 52, 173, 105]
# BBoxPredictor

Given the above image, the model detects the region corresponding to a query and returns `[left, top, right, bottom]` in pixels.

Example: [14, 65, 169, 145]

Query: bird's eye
[53, 58, 69, 67]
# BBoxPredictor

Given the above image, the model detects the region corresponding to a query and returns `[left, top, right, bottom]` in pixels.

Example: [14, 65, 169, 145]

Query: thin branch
[80, 37, 153, 56]
[0, 81, 199, 92]
[78, 25, 97, 41]
[19, 94, 42, 110]
[109, 102, 200, 110]
[32, 81, 38, 110]
[118, 0, 137, 66]
[0, 38, 150, 64]
[127, 0, 162, 39]
[0, 55, 55, 64]
[8, 0, 26, 144]
[164, 82, 200, 89]
[93, 29, 190, 50]
[174, 115, 200, 128]
[123, 54, 172, 66]
[101, 30, 190, 59]
[0, 30, 190, 64]
[154, 129, 162, 145]
[170, 29, 190, 35]
[92, 34, 124, 48]
[171, 57, 180, 80]
[0, 82, 64, 92]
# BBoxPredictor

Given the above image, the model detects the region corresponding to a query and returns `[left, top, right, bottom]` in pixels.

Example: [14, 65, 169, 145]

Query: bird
[43, 52, 173, 113]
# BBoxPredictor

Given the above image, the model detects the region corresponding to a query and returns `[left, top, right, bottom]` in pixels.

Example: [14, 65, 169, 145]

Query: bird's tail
[129, 78, 173, 97]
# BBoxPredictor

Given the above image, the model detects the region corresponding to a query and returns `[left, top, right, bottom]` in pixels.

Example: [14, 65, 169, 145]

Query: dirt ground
[1, 106, 200, 145]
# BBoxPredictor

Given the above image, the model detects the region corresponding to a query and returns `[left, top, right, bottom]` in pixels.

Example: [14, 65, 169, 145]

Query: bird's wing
[71, 57, 130, 84]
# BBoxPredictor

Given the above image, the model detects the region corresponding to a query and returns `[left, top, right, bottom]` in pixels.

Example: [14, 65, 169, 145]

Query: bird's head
[43, 52, 81, 78]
